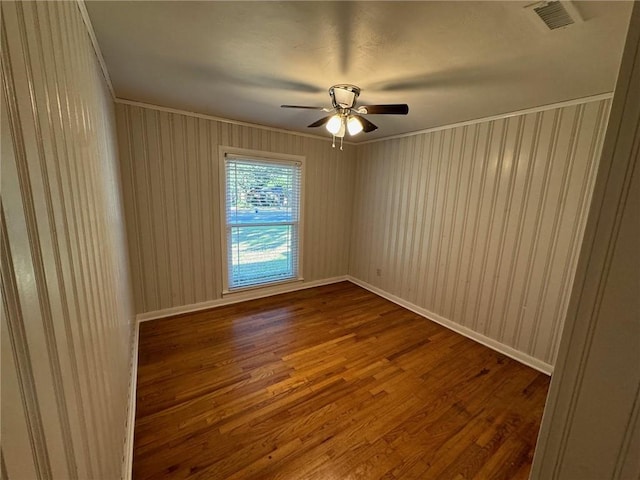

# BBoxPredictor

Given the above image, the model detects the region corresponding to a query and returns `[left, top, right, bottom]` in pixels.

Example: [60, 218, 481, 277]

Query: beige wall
[349, 99, 610, 367]
[1, 2, 134, 479]
[117, 96, 611, 369]
[532, 5, 640, 478]
[116, 103, 355, 314]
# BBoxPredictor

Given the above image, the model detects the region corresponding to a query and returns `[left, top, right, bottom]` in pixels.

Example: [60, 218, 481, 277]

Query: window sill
[222, 277, 304, 298]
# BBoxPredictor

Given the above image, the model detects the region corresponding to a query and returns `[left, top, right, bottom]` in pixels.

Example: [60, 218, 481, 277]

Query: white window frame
[219, 146, 305, 295]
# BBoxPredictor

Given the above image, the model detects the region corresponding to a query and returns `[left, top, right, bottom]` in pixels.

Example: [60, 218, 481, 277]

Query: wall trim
[121, 322, 139, 480]
[114, 98, 351, 145]
[116, 93, 612, 148]
[135, 272, 552, 374]
[347, 276, 554, 375]
[75, 0, 115, 99]
[357, 92, 614, 145]
[136, 276, 348, 322]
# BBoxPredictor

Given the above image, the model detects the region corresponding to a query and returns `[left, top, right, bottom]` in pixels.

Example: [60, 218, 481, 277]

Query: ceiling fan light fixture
[326, 114, 343, 135]
[285, 84, 408, 144]
[347, 116, 363, 136]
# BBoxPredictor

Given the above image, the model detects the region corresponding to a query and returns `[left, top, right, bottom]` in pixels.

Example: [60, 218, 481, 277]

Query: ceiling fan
[281, 84, 409, 149]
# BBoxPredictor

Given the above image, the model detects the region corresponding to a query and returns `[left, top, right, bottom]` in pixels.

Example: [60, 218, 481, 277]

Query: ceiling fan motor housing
[330, 84, 361, 109]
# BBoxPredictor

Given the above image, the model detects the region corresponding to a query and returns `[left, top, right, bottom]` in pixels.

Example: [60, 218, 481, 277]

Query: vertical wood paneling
[117, 103, 355, 314]
[349, 98, 610, 365]
[532, 7, 640, 476]
[1, 1, 134, 478]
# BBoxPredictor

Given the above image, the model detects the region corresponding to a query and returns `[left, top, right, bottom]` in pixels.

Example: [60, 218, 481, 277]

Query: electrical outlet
[376, 268, 382, 277]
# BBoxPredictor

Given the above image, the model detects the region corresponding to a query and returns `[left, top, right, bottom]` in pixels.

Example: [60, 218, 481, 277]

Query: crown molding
[357, 92, 614, 145]
[116, 92, 613, 147]
[114, 98, 356, 145]
[75, 0, 115, 99]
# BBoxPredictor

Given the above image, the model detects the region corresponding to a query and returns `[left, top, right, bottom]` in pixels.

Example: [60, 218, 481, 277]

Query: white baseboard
[136, 276, 349, 323]
[121, 321, 139, 480]
[135, 275, 553, 374]
[346, 276, 553, 375]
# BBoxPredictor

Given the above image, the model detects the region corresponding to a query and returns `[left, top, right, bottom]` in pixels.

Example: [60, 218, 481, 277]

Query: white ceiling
[86, 1, 633, 142]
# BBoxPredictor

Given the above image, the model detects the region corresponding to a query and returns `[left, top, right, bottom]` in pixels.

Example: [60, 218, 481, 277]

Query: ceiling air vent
[525, 1, 583, 31]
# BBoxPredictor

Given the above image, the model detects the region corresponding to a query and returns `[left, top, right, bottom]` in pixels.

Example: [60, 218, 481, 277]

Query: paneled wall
[116, 103, 355, 314]
[350, 98, 610, 366]
[1, 2, 134, 479]
[532, 7, 640, 477]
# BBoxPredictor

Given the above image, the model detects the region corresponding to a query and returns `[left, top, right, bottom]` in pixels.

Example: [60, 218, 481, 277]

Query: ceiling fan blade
[281, 105, 327, 110]
[354, 115, 378, 133]
[307, 115, 334, 128]
[359, 104, 409, 115]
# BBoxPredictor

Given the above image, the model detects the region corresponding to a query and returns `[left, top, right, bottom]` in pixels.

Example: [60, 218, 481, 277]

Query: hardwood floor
[133, 282, 550, 480]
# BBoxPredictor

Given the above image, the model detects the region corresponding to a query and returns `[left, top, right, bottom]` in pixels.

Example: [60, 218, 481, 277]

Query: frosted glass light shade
[347, 116, 363, 135]
[326, 115, 342, 135]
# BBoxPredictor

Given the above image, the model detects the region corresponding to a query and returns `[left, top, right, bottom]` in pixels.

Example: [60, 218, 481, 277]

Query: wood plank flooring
[133, 282, 550, 479]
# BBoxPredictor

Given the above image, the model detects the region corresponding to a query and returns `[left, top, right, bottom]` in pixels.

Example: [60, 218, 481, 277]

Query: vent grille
[532, 1, 577, 30]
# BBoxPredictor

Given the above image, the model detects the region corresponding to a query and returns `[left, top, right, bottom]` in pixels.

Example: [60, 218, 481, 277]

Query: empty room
[2, 1, 639, 479]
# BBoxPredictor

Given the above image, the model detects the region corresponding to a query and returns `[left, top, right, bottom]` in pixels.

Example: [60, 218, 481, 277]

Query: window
[220, 148, 303, 292]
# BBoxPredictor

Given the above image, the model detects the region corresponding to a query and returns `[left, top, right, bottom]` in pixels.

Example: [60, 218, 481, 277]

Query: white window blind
[223, 155, 302, 290]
